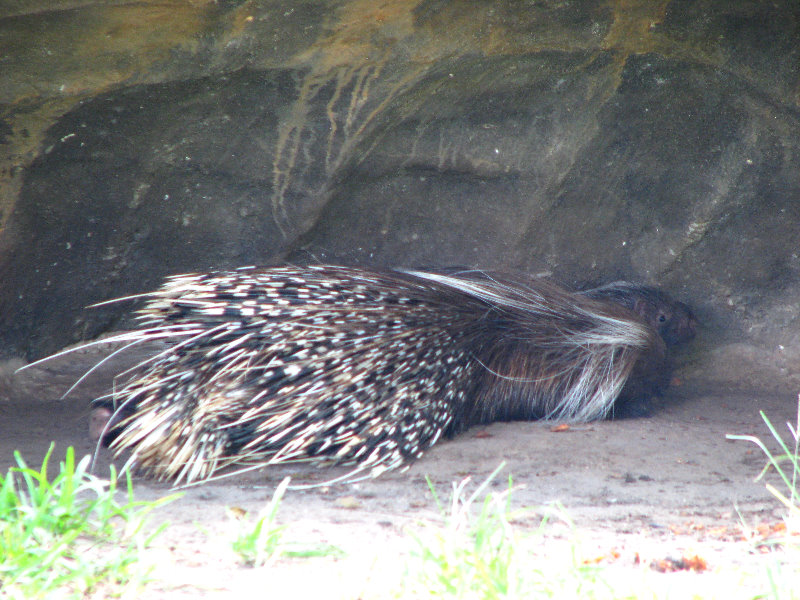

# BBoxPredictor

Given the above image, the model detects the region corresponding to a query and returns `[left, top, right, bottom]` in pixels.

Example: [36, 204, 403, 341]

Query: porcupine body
[92, 265, 685, 484]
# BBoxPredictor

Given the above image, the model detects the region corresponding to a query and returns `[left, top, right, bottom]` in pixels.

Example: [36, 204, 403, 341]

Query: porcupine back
[100, 265, 663, 484]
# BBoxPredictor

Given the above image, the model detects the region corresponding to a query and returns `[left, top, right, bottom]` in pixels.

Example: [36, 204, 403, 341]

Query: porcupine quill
[39, 265, 696, 486]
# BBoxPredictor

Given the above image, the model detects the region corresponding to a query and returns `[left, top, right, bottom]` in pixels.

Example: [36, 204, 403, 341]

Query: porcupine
[87, 265, 695, 485]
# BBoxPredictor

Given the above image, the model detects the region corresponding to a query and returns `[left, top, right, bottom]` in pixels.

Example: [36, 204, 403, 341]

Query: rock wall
[1, 0, 798, 393]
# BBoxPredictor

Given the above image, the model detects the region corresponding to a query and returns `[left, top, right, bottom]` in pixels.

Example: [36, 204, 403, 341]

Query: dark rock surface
[0, 0, 798, 393]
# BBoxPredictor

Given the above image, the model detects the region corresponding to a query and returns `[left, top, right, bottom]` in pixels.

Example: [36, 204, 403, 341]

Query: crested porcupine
[86, 265, 694, 485]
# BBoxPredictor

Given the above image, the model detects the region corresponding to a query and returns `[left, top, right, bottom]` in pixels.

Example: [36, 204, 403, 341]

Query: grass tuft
[0, 444, 177, 600]
[231, 476, 343, 567]
[726, 394, 800, 542]
[406, 463, 520, 598]
[727, 394, 800, 600]
[231, 476, 290, 566]
[401, 463, 621, 599]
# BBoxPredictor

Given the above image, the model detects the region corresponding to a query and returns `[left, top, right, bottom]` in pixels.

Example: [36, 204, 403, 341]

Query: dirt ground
[1, 344, 798, 598]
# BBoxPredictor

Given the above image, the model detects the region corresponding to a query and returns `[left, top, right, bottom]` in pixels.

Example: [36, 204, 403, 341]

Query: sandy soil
[1, 344, 798, 598]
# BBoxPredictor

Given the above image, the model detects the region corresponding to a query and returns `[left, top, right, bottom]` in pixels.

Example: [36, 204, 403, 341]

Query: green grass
[727, 395, 800, 600]
[231, 475, 290, 566]
[727, 395, 800, 536]
[0, 444, 178, 600]
[400, 463, 623, 600]
[403, 463, 521, 598]
[231, 476, 343, 566]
